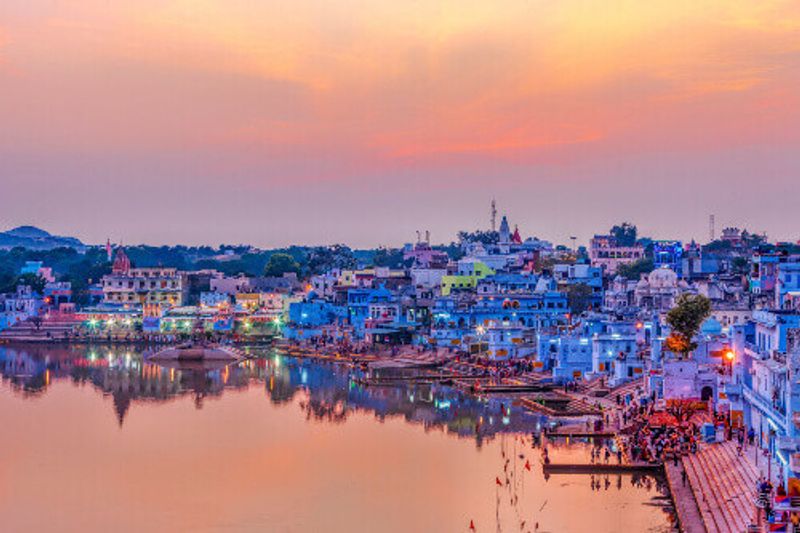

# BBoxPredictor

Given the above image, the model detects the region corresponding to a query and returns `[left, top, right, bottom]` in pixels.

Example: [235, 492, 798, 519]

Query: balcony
[723, 382, 742, 397]
[742, 382, 788, 434]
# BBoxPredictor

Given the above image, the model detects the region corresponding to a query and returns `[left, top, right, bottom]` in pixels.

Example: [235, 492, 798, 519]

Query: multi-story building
[776, 261, 800, 310]
[441, 259, 495, 296]
[102, 249, 186, 307]
[589, 235, 645, 274]
[652, 240, 684, 277]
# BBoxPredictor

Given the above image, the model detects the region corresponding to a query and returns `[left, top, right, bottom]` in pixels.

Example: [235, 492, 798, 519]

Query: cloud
[1, 0, 799, 245]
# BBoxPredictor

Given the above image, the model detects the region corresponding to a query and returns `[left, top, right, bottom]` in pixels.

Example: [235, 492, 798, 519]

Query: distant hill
[0, 226, 86, 251]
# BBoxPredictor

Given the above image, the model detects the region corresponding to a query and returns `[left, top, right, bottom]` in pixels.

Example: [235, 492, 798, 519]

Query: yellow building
[441, 259, 494, 296]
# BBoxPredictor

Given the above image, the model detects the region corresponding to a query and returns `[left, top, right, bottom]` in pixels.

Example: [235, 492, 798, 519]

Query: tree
[305, 245, 356, 275]
[16, 273, 47, 295]
[731, 256, 749, 275]
[566, 283, 594, 315]
[610, 222, 637, 246]
[704, 239, 733, 253]
[457, 230, 499, 245]
[665, 293, 711, 358]
[616, 258, 654, 280]
[372, 247, 410, 269]
[263, 253, 300, 277]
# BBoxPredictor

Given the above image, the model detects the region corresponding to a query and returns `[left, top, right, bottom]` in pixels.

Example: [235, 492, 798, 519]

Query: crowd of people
[616, 399, 701, 465]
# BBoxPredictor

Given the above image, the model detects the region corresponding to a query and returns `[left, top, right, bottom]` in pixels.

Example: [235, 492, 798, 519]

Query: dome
[647, 266, 677, 289]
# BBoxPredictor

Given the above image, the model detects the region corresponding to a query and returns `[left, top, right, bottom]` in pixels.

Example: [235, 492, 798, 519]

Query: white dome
[647, 266, 678, 288]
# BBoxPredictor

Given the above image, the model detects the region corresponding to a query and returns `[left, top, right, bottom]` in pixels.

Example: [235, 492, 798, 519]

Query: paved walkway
[682, 441, 759, 533]
[665, 460, 707, 533]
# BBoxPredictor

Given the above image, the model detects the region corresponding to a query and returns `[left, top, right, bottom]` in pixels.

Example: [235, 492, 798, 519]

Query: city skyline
[2, 1, 799, 247]
[0, 212, 778, 250]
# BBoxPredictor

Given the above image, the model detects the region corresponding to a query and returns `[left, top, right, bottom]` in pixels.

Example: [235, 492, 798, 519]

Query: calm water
[0, 345, 674, 532]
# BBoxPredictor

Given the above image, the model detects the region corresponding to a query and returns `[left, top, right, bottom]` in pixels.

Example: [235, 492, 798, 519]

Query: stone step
[683, 455, 720, 532]
[692, 450, 738, 533]
[700, 446, 750, 530]
[696, 443, 756, 531]
[704, 445, 754, 527]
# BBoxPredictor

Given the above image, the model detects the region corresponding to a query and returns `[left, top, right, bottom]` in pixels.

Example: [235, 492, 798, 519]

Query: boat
[148, 343, 242, 362]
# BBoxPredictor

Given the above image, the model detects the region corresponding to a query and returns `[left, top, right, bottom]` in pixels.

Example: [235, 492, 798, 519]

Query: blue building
[653, 240, 684, 277]
[729, 311, 800, 490]
[776, 261, 800, 310]
[284, 299, 347, 340]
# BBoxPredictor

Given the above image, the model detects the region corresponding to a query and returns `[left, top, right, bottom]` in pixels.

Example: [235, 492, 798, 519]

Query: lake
[0, 345, 675, 532]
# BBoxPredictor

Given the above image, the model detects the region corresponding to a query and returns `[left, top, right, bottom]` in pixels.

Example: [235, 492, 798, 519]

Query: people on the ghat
[616, 399, 700, 465]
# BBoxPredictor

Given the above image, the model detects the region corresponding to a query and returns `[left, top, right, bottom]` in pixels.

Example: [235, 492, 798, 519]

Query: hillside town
[3, 215, 800, 532]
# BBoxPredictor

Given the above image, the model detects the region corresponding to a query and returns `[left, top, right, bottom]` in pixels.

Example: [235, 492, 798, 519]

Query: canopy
[648, 411, 679, 427]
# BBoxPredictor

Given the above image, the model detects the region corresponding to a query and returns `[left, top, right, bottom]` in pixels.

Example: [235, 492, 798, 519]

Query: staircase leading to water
[0, 315, 79, 342]
[682, 441, 759, 533]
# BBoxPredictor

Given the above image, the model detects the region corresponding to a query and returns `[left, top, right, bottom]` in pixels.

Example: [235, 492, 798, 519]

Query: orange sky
[1, 1, 799, 247]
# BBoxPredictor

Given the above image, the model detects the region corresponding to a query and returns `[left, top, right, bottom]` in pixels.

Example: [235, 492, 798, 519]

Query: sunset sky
[1, 1, 799, 247]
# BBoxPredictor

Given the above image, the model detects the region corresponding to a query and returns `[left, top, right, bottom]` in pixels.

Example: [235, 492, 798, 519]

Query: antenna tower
[709, 214, 715, 242]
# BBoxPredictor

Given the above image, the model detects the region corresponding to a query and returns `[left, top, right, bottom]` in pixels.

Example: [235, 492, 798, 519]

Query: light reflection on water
[0, 345, 676, 533]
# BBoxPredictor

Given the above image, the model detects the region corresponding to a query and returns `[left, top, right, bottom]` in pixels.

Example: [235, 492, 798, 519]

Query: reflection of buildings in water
[262, 355, 545, 447]
[0, 349, 48, 395]
[0, 346, 268, 425]
[0, 346, 543, 445]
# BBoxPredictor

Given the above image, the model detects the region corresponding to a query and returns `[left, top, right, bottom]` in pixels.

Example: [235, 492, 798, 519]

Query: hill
[0, 226, 86, 251]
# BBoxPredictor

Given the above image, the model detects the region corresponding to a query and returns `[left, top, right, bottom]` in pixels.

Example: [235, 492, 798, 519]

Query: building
[652, 241, 684, 277]
[403, 233, 449, 269]
[776, 261, 800, 310]
[633, 266, 689, 313]
[441, 259, 494, 296]
[20, 261, 55, 283]
[102, 249, 186, 307]
[589, 235, 644, 274]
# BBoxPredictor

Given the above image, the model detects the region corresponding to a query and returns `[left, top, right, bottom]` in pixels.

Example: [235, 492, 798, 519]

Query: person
[681, 467, 687, 486]
[604, 448, 611, 464]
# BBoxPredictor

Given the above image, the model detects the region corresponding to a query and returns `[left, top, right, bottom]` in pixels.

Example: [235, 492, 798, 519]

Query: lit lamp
[723, 349, 735, 376]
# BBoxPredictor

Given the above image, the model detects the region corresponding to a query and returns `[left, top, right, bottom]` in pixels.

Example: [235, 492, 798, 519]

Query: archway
[700, 386, 713, 402]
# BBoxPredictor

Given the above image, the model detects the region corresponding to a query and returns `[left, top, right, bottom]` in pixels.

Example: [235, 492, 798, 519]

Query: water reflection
[0, 344, 675, 532]
[0, 345, 541, 446]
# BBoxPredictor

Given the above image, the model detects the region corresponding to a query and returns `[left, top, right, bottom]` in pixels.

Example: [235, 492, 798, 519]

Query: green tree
[704, 240, 733, 252]
[457, 230, 499, 245]
[665, 293, 711, 358]
[372, 247, 410, 269]
[610, 222, 637, 246]
[566, 283, 594, 315]
[263, 253, 301, 277]
[16, 273, 47, 294]
[616, 258, 654, 280]
[305, 245, 356, 275]
[731, 256, 749, 275]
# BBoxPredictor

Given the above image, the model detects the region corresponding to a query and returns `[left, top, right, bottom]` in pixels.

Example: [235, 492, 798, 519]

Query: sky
[1, 1, 799, 248]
